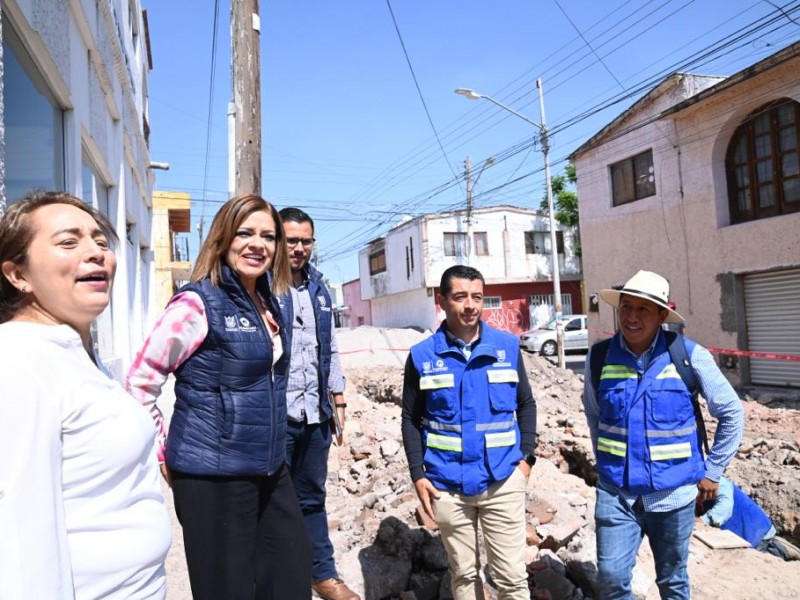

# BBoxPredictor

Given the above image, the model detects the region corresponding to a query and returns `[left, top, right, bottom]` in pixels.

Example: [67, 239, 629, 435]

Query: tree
[540, 163, 580, 256]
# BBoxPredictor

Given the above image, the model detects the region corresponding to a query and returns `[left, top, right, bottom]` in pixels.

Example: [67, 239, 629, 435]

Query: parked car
[519, 315, 588, 356]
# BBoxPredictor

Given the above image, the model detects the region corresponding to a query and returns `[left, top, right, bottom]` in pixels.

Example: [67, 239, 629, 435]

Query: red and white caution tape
[589, 328, 800, 362]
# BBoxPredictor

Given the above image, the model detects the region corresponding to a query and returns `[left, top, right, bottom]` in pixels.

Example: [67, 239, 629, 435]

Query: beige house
[152, 191, 192, 313]
[571, 42, 800, 388]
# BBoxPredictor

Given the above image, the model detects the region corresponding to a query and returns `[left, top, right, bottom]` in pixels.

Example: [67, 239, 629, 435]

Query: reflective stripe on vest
[422, 418, 461, 432]
[655, 364, 683, 380]
[487, 369, 519, 384]
[477, 420, 516, 431]
[485, 430, 516, 448]
[650, 442, 692, 460]
[598, 437, 626, 457]
[646, 425, 696, 438]
[599, 423, 628, 435]
[424, 419, 515, 433]
[420, 374, 455, 390]
[599, 365, 638, 380]
[427, 433, 462, 452]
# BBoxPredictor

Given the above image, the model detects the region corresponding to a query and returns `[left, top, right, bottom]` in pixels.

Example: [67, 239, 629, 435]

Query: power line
[199, 0, 221, 235]
[384, 0, 462, 188]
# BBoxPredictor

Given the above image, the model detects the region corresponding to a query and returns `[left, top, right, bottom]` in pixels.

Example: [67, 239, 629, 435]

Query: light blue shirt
[583, 331, 744, 512]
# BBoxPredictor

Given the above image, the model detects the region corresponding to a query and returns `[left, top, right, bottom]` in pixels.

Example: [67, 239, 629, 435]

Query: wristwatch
[522, 453, 537, 467]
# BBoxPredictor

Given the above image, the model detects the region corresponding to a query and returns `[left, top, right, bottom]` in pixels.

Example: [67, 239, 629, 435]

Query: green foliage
[540, 164, 581, 256]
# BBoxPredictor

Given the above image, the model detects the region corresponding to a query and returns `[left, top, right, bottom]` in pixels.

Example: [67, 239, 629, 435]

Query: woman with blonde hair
[127, 194, 311, 600]
[0, 191, 171, 599]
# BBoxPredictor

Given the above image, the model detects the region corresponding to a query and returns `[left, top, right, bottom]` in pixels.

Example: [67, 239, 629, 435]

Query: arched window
[726, 99, 800, 224]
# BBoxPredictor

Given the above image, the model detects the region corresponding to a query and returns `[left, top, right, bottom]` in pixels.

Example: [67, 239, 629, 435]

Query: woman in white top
[0, 191, 171, 599]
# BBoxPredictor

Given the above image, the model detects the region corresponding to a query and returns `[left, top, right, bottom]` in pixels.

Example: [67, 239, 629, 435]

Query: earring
[20, 286, 28, 293]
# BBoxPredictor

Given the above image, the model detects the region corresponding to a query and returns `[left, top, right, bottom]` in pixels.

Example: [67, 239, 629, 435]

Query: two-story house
[358, 204, 582, 334]
[571, 41, 800, 388]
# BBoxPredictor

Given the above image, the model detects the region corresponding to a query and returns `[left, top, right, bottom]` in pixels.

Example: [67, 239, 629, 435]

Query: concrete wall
[1, 0, 156, 378]
[575, 60, 800, 374]
[370, 287, 437, 331]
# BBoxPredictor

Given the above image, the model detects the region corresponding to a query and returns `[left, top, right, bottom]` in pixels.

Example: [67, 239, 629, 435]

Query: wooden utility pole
[231, 0, 262, 196]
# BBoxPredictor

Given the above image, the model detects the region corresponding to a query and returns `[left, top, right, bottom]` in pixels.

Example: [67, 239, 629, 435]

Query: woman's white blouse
[0, 322, 171, 599]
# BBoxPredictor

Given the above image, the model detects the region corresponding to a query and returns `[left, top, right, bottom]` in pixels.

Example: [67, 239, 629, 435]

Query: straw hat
[598, 270, 684, 324]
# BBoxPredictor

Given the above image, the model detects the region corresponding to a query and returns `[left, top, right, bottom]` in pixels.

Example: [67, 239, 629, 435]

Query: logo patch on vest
[422, 358, 449, 374]
[224, 314, 258, 333]
[318, 295, 331, 312]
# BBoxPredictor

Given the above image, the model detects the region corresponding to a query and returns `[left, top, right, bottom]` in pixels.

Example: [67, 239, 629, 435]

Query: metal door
[743, 268, 800, 387]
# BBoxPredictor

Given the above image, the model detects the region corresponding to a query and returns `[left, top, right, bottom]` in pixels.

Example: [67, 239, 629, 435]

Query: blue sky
[144, 0, 800, 284]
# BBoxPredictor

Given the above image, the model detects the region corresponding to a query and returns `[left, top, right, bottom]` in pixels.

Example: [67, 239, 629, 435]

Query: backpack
[589, 331, 709, 454]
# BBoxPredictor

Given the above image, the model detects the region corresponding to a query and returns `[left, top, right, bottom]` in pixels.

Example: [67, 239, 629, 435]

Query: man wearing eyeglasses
[277, 208, 358, 600]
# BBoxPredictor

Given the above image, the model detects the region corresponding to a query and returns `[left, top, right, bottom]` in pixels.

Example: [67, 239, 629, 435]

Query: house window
[483, 296, 502, 309]
[369, 250, 386, 275]
[2, 23, 65, 205]
[82, 152, 110, 217]
[525, 231, 564, 255]
[610, 149, 655, 206]
[474, 232, 489, 255]
[443, 232, 468, 257]
[726, 99, 800, 224]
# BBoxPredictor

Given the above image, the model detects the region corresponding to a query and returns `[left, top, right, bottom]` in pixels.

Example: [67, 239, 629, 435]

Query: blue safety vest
[596, 333, 705, 495]
[410, 323, 522, 496]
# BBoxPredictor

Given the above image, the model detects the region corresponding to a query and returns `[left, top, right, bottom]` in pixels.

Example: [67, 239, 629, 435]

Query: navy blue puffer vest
[168, 264, 289, 476]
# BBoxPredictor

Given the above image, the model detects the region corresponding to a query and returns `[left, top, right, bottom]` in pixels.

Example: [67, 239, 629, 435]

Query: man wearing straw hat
[583, 270, 743, 599]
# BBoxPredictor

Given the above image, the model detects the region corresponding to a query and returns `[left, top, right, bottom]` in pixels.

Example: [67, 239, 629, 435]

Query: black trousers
[171, 463, 312, 600]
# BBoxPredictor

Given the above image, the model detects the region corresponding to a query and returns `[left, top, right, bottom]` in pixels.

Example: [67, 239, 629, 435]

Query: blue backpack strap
[590, 338, 612, 395]
[665, 331, 709, 455]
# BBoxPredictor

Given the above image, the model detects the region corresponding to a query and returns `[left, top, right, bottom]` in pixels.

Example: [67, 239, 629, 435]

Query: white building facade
[571, 42, 800, 388]
[1, 0, 157, 378]
[358, 205, 582, 334]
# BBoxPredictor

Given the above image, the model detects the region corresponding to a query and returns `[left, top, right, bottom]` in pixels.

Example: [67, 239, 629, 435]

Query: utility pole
[231, 0, 262, 196]
[537, 78, 565, 369]
[465, 155, 473, 266]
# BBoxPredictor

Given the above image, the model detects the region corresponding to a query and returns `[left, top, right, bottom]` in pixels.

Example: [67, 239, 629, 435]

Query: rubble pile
[324, 328, 800, 600]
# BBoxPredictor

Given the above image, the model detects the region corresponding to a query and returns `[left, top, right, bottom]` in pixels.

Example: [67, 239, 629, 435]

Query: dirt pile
[325, 327, 800, 599]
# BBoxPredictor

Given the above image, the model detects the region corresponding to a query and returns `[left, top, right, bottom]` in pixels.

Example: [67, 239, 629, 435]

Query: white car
[519, 315, 588, 356]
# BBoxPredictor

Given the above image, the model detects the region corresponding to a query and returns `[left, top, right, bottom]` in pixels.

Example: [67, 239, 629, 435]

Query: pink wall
[342, 279, 371, 327]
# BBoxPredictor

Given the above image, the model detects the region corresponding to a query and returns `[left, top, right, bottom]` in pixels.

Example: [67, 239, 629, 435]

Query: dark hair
[278, 207, 314, 233]
[439, 265, 485, 297]
[192, 194, 290, 295]
[0, 190, 118, 323]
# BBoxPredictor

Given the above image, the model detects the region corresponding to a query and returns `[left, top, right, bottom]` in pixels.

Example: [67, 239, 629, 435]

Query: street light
[455, 80, 565, 369]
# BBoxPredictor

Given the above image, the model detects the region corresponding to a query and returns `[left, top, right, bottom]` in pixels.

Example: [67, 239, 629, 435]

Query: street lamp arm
[454, 88, 542, 130]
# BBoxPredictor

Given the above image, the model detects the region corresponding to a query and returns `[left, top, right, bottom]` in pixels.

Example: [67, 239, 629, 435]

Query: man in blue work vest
[401, 265, 537, 600]
[583, 270, 744, 599]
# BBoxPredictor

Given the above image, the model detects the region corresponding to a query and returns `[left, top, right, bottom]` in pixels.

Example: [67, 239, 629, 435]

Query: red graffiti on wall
[483, 307, 524, 334]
